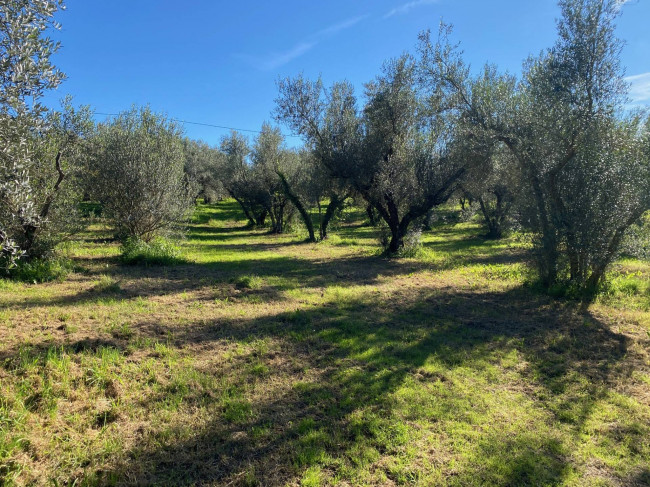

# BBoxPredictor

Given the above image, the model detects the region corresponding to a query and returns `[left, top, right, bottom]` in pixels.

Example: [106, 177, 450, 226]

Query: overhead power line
[94, 112, 302, 139]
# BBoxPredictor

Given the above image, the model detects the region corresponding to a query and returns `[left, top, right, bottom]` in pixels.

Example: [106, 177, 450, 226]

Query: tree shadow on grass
[627, 467, 650, 486]
[4, 204, 527, 312]
[6, 201, 639, 483]
[31, 284, 642, 486]
[1, 249, 431, 310]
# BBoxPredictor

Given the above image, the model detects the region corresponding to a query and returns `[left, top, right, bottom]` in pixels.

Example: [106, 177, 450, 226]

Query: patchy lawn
[1, 201, 649, 486]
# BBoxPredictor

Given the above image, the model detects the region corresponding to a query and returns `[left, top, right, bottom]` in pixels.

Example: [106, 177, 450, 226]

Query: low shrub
[93, 274, 122, 293]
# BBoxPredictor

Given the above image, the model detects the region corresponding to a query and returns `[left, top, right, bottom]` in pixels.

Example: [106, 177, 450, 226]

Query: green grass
[119, 237, 186, 266]
[233, 274, 263, 290]
[7, 255, 74, 283]
[0, 200, 648, 486]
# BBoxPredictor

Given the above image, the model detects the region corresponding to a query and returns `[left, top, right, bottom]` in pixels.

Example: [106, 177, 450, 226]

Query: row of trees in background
[274, 0, 650, 293]
[216, 125, 350, 241]
[0, 0, 648, 295]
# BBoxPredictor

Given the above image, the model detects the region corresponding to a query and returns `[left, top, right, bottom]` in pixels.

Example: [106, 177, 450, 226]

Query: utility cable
[94, 112, 302, 138]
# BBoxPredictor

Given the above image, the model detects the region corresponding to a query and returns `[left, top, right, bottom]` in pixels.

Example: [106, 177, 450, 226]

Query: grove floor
[1, 202, 649, 486]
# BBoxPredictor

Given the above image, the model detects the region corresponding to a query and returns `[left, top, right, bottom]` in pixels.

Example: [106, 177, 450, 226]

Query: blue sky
[43, 0, 650, 146]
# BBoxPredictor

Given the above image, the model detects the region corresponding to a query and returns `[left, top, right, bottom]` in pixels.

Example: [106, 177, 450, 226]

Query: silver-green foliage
[513, 0, 650, 291]
[90, 106, 193, 242]
[275, 54, 467, 253]
[274, 77, 354, 240]
[427, 0, 650, 293]
[22, 98, 93, 258]
[0, 0, 66, 270]
[218, 130, 268, 226]
[453, 135, 521, 239]
[250, 123, 291, 234]
[183, 138, 225, 203]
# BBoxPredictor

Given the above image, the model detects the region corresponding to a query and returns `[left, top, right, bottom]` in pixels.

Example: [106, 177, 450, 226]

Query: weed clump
[233, 274, 263, 290]
[93, 274, 122, 293]
[119, 237, 183, 266]
[8, 256, 73, 283]
[398, 228, 423, 258]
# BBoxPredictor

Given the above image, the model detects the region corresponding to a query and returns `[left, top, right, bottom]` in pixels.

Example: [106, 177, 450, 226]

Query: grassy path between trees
[1, 201, 649, 486]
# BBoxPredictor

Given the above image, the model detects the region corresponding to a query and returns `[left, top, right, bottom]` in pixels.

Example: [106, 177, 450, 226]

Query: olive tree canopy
[89, 106, 193, 242]
[424, 1, 650, 293]
[276, 52, 470, 253]
[0, 0, 86, 270]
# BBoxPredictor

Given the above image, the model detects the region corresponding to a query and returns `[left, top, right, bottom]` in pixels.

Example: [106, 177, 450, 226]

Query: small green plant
[249, 363, 269, 376]
[107, 321, 133, 339]
[119, 237, 183, 266]
[397, 228, 423, 258]
[234, 274, 263, 290]
[64, 324, 78, 334]
[8, 256, 73, 283]
[301, 466, 323, 487]
[223, 399, 253, 423]
[596, 271, 649, 305]
[93, 274, 122, 293]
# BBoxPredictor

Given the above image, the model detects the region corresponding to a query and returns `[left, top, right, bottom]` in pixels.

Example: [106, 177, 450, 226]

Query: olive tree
[1, 99, 92, 267]
[275, 77, 355, 241]
[361, 55, 468, 252]
[515, 0, 650, 291]
[426, 1, 650, 292]
[183, 139, 225, 204]
[277, 52, 471, 253]
[310, 161, 350, 240]
[250, 123, 291, 234]
[218, 131, 268, 226]
[275, 149, 319, 242]
[23, 99, 94, 254]
[456, 140, 520, 239]
[0, 0, 95, 271]
[89, 106, 193, 242]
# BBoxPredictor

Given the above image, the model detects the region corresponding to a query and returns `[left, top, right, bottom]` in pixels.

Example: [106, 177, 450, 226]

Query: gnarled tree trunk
[319, 193, 347, 240]
[277, 171, 316, 242]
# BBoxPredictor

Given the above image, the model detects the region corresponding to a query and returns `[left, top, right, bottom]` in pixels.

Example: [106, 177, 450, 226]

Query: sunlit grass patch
[321, 234, 362, 247]
[597, 261, 650, 311]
